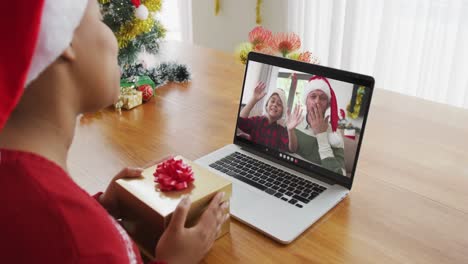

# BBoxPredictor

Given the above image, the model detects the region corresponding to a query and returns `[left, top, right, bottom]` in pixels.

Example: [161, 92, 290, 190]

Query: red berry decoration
[138, 84, 154, 102]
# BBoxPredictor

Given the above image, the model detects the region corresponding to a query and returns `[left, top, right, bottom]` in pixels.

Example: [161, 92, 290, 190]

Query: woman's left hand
[98, 156, 172, 218]
[98, 167, 144, 218]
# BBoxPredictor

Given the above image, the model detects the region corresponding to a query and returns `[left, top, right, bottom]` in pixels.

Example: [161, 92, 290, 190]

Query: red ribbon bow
[154, 158, 195, 192]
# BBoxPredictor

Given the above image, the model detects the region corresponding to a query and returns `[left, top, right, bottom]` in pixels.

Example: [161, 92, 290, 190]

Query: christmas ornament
[135, 4, 149, 20]
[214, 0, 263, 25]
[138, 84, 154, 102]
[153, 158, 195, 192]
[131, 0, 141, 7]
[215, 0, 220, 15]
[256, 0, 263, 24]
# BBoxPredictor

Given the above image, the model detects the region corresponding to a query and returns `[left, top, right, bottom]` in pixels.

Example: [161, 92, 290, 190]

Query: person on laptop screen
[238, 82, 303, 153]
[289, 76, 346, 175]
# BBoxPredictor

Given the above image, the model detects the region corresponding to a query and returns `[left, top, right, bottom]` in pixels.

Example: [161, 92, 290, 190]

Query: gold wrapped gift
[115, 156, 232, 260]
[114, 87, 143, 110]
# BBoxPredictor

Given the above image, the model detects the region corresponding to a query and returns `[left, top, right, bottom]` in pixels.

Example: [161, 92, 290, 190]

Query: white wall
[327, 79, 353, 116]
[327, 79, 365, 128]
[192, 0, 288, 52]
[242, 61, 262, 105]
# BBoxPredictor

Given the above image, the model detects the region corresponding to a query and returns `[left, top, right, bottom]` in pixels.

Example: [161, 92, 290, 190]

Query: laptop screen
[234, 53, 373, 187]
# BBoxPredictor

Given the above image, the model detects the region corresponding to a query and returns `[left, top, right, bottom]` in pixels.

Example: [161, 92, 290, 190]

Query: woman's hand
[98, 167, 143, 218]
[155, 192, 229, 264]
[98, 156, 172, 218]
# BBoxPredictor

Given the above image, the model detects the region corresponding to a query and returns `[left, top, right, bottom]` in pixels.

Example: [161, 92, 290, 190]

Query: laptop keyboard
[209, 152, 327, 208]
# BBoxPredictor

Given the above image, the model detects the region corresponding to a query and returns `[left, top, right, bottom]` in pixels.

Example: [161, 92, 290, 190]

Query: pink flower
[269, 32, 301, 57]
[298, 51, 311, 63]
[248, 26, 272, 51]
[256, 45, 276, 56]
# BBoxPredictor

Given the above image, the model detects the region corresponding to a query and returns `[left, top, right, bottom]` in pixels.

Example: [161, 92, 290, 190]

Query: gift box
[114, 87, 143, 110]
[115, 156, 232, 260]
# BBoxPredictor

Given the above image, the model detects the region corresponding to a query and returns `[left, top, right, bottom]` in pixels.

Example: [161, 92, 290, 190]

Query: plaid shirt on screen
[238, 116, 289, 152]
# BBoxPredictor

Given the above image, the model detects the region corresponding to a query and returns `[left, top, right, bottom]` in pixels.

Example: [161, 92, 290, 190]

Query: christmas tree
[99, 0, 191, 92]
[98, 0, 166, 66]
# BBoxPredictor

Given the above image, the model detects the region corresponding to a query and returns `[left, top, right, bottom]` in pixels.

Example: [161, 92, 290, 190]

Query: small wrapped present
[115, 156, 232, 260]
[114, 87, 143, 110]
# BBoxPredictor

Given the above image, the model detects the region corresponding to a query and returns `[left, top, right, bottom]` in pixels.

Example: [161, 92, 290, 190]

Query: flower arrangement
[235, 26, 319, 64]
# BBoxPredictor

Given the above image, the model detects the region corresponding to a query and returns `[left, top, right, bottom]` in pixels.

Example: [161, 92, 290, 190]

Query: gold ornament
[215, 0, 220, 15]
[256, 0, 263, 24]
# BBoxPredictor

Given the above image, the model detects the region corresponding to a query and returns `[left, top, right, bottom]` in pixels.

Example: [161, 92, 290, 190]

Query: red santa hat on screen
[302, 76, 340, 132]
[0, 0, 87, 131]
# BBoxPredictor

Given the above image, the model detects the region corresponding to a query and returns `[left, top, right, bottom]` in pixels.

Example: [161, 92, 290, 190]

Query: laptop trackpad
[230, 182, 269, 216]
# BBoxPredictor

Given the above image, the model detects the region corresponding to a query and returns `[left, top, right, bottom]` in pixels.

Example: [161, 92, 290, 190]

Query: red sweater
[0, 149, 159, 263]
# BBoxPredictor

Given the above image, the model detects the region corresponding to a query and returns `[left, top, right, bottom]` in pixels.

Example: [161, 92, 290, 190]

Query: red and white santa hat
[302, 76, 340, 132]
[0, 0, 87, 131]
[264, 88, 287, 119]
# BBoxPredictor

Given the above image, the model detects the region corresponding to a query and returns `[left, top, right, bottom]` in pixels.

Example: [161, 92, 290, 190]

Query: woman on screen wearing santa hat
[0, 1, 228, 263]
[288, 76, 346, 176]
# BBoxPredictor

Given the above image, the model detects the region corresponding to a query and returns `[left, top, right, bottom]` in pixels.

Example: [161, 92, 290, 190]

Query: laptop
[195, 52, 374, 243]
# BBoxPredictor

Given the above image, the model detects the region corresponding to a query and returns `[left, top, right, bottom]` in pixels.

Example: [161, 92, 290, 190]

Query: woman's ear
[60, 44, 76, 62]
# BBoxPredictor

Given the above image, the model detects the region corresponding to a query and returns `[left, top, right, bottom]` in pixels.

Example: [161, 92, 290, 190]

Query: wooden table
[69, 42, 468, 263]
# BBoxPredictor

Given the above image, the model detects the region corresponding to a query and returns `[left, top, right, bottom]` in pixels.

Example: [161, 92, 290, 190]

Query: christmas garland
[115, 62, 191, 111]
[122, 62, 191, 88]
[347, 86, 366, 119]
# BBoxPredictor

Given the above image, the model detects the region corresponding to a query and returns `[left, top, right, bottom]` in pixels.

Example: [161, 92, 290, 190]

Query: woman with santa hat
[288, 76, 346, 176]
[0, 1, 228, 263]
